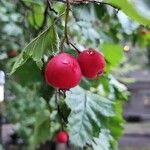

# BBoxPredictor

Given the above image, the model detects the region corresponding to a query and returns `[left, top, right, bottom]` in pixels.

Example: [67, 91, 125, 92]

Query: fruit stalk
[64, 0, 70, 44]
[60, 0, 70, 52]
[55, 89, 66, 130]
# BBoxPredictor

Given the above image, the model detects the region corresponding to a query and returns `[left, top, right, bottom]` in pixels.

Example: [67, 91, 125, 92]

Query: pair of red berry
[45, 49, 105, 90]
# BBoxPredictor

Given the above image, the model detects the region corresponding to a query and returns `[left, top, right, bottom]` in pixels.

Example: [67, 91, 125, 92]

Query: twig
[55, 89, 66, 130]
[55, 89, 63, 130]
[47, 0, 58, 14]
[64, 0, 70, 44]
[69, 41, 80, 53]
[52, 0, 120, 10]
[60, 36, 66, 52]
[59, 0, 71, 52]
[54, 11, 66, 22]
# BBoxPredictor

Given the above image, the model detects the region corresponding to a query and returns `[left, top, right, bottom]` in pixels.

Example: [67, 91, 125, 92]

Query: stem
[53, 0, 120, 10]
[47, 0, 58, 14]
[60, 0, 70, 52]
[64, 0, 70, 44]
[60, 36, 66, 52]
[54, 11, 66, 23]
[69, 42, 80, 54]
[55, 89, 66, 130]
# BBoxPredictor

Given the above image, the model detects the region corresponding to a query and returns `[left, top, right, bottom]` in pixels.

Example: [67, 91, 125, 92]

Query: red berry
[45, 53, 82, 89]
[78, 49, 105, 79]
[7, 50, 17, 58]
[56, 131, 68, 143]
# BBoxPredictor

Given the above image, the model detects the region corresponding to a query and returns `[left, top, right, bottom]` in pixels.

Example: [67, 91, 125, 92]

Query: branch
[47, 0, 58, 14]
[64, 0, 70, 44]
[55, 89, 66, 130]
[60, 0, 70, 52]
[69, 41, 80, 53]
[53, 0, 119, 9]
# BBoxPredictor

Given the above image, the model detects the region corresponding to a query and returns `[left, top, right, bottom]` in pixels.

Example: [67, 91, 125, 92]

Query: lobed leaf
[65, 86, 115, 148]
[92, 129, 111, 150]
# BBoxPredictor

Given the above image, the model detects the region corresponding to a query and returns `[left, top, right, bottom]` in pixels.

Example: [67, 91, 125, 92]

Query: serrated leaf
[106, 0, 150, 26]
[65, 86, 115, 148]
[29, 108, 50, 149]
[9, 25, 59, 75]
[92, 129, 111, 150]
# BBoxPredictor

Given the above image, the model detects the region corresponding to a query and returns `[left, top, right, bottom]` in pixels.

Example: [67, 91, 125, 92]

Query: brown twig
[60, 36, 66, 52]
[69, 41, 80, 53]
[53, 0, 120, 9]
[55, 89, 66, 130]
[59, 0, 71, 52]
[47, 0, 58, 14]
[64, 0, 70, 44]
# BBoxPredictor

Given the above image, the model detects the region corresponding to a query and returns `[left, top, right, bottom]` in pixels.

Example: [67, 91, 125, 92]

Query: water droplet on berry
[62, 60, 69, 64]
[87, 50, 95, 55]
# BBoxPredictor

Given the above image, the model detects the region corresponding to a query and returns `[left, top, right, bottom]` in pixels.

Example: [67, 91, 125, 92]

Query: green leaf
[9, 25, 59, 75]
[92, 129, 111, 150]
[104, 101, 125, 148]
[101, 43, 124, 67]
[30, 108, 50, 149]
[106, 0, 150, 26]
[28, 4, 44, 28]
[65, 86, 115, 148]
[15, 60, 42, 86]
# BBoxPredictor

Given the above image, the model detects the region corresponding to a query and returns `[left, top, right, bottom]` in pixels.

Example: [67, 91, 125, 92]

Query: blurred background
[0, 0, 150, 150]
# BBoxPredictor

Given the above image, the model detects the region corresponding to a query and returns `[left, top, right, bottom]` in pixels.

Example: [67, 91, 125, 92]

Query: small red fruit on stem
[45, 53, 82, 89]
[56, 131, 68, 143]
[78, 49, 105, 79]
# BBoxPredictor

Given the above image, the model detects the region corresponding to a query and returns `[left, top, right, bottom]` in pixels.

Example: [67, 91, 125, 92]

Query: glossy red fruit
[56, 131, 68, 143]
[78, 49, 105, 79]
[45, 53, 82, 89]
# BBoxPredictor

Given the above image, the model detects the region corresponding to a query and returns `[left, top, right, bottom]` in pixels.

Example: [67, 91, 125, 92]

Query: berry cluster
[45, 49, 105, 90]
